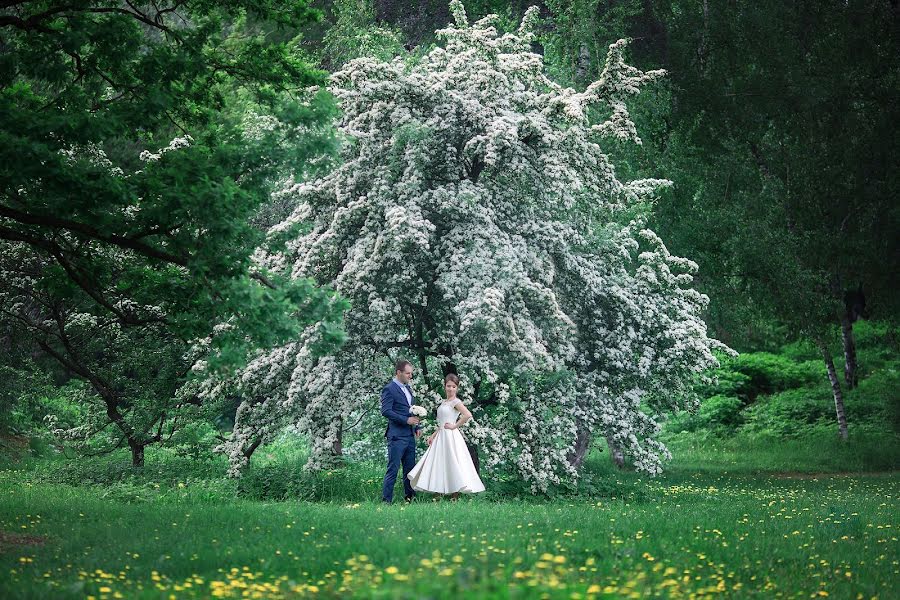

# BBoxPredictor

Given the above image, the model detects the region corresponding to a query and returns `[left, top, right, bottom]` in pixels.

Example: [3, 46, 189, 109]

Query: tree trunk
[35, 335, 154, 467]
[130, 442, 145, 467]
[575, 43, 591, 81]
[243, 437, 262, 462]
[413, 319, 434, 391]
[816, 337, 849, 440]
[840, 314, 859, 389]
[567, 427, 591, 469]
[466, 440, 480, 475]
[607, 435, 625, 468]
[332, 419, 343, 456]
[697, 0, 710, 76]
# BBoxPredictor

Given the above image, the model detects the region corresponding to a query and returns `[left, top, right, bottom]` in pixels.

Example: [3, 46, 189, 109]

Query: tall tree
[208, 1, 730, 488]
[644, 0, 899, 439]
[542, 0, 900, 439]
[0, 1, 348, 464]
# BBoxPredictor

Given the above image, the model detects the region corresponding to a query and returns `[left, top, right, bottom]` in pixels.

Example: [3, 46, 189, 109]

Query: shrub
[164, 421, 221, 460]
[778, 338, 821, 362]
[666, 395, 745, 434]
[236, 461, 383, 502]
[728, 353, 820, 401]
[845, 367, 899, 427]
[692, 362, 750, 399]
[27, 449, 225, 487]
[700, 395, 746, 431]
[742, 387, 836, 437]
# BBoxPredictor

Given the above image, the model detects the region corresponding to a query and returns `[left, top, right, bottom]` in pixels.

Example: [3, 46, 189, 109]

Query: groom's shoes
[404, 496, 414, 504]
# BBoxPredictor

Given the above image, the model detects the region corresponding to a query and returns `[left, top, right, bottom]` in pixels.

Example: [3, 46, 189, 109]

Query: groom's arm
[381, 387, 412, 426]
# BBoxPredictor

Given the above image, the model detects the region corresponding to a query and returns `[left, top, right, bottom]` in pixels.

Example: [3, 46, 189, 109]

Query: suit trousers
[382, 435, 416, 502]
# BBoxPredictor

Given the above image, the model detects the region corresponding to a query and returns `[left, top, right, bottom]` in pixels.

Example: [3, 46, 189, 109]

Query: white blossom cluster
[58, 142, 125, 177]
[139, 135, 194, 162]
[211, 1, 731, 485]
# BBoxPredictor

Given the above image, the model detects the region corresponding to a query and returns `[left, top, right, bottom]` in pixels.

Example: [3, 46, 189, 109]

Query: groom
[381, 359, 422, 503]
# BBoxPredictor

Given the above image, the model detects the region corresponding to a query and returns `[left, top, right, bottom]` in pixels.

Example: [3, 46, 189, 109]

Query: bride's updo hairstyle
[444, 373, 460, 385]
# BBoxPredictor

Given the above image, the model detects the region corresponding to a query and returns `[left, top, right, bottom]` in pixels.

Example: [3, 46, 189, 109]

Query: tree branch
[0, 4, 184, 42]
[0, 204, 188, 265]
[250, 272, 277, 290]
[47, 244, 165, 326]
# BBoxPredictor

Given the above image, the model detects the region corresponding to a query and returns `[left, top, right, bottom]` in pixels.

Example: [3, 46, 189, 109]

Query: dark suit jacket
[381, 380, 421, 439]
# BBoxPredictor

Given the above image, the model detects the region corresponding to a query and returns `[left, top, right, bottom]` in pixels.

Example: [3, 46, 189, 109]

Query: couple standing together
[381, 360, 485, 503]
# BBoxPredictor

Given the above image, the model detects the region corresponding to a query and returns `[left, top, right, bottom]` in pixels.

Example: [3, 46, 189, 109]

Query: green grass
[664, 430, 900, 475]
[1, 442, 898, 599]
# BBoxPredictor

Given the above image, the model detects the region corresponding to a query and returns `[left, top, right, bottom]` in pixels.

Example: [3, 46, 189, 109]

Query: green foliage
[665, 429, 900, 474]
[851, 321, 900, 373]
[0, 362, 89, 457]
[0, 365, 52, 436]
[669, 349, 819, 434]
[738, 360, 894, 438]
[541, 0, 643, 87]
[848, 367, 900, 431]
[537, 0, 900, 349]
[741, 387, 837, 437]
[667, 322, 898, 442]
[0, 0, 346, 369]
[727, 353, 820, 401]
[27, 451, 223, 487]
[778, 337, 822, 362]
[164, 421, 222, 461]
[0, 1, 352, 466]
[667, 394, 745, 435]
[320, 0, 406, 68]
[643, 0, 900, 337]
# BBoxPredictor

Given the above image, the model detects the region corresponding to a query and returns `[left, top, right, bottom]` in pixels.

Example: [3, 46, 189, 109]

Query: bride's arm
[444, 401, 472, 430]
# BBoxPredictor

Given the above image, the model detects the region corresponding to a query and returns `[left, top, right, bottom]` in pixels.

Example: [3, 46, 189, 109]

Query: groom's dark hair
[395, 359, 412, 373]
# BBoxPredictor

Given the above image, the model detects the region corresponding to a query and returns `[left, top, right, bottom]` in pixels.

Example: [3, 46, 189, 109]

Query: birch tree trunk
[816, 336, 849, 440]
[840, 314, 859, 389]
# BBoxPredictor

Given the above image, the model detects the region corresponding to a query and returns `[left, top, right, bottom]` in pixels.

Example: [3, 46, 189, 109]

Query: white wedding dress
[407, 399, 485, 494]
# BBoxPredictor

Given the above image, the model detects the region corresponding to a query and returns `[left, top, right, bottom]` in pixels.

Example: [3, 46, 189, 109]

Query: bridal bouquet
[409, 405, 427, 419]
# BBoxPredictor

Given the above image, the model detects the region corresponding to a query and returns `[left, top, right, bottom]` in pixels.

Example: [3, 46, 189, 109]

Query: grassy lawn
[1, 437, 898, 599]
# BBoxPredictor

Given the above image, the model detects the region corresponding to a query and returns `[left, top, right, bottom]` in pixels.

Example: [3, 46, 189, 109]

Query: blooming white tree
[214, 1, 731, 488]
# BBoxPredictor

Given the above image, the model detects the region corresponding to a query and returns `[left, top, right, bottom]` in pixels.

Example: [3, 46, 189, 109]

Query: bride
[407, 373, 485, 497]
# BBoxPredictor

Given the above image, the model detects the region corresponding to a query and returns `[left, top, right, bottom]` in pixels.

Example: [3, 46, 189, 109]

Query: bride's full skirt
[407, 428, 485, 494]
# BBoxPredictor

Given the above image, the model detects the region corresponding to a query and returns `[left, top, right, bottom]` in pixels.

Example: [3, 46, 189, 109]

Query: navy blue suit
[381, 380, 420, 502]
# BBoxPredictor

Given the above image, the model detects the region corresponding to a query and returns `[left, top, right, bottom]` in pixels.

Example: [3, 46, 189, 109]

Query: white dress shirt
[392, 377, 412, 405]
